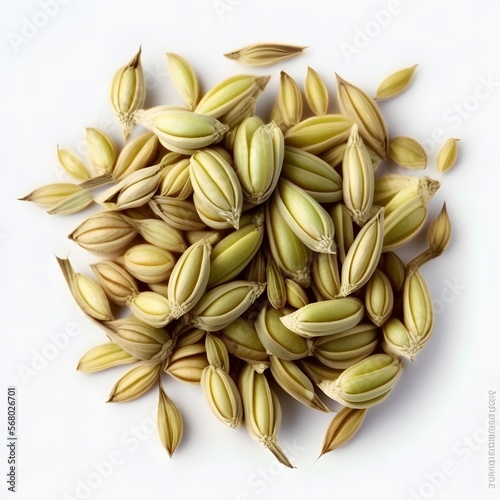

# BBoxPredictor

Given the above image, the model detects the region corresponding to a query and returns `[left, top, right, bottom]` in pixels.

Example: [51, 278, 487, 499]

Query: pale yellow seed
[437, 138, 460, 173]
[375, 64, 418, 100]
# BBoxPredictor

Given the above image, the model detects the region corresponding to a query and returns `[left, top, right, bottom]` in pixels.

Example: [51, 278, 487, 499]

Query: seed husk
[56, 257, 114, 321]
[166, 52, 201, 111]
[336, 74, 388, 160]
[255, 304, 312, 360]
[340, 208, 384, 297]
[157, 384, 184, 457]
[269, 356, 330, 412]
[319, 407, 367, 458]
[437, 138, 459, 174]
[305, 66, 329, 116]
[318, 353, 402, 408]
[274, 178, 336, 254]
[375, 64, 418, 101]
[77, 342, 138, 373]
[107, 362, 162, 403]
[388, 136, 427, 169]
[224, 42, 307, 67]
[280, 297, 365, 338]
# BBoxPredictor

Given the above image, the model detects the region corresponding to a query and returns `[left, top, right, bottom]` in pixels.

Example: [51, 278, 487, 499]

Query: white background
[1, 0, 499, 499]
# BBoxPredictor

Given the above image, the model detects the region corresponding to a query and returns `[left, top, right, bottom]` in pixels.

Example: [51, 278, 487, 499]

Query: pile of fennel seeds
[21, 43, 455, 466]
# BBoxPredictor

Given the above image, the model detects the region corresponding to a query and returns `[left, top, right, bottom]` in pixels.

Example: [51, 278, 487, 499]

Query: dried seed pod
[269, 356, 330, 412]
[299, 358, 343, 387]
[374, 174, 421, 206]
[266, 256, 287, 310]
[318, 353, 402, 409]
[175, 326, 206, 348]
[381, 251, 406, 292]
[195, 74, 270, 118]
[19, 182, 85, 207]
[221, 318, 268, 364]
[113, 131, 159, 181]
[128, 291, 172, 328]
[271, 71, 303, 131]
[336, 74, 388, 160]
[190, 148, 243, 230]
[208, 212, 264, 287]
[340, 209, 384, 297]
[57, 146, 91, 181]
[233, 116, 284, 205]
[86, 128, 117, 175]
[382, 187, 430, 251]
[281, 147, 342, 203]
[437, 138, 459, 174]
[364, 269, 394, 327]
[56, 257, 114, 321]
[69, 210, 137, 255]
[312, 323, 379, 369]
[280, 297, 365, 338]
[382, 317, 415, 361]
[402, 267, 434, 356]
[123, 216, 187, 254]
[201, 366, 242, 428]
[167, 240, 212, 318]
[255, 304, 312, 361]
[238, 363, 294, 468]
[134, 107, 229, 154]
[157, 385, 184, 457]
[158, 158, 192, 199]
[330, 203, 354, 264]
[77, 342, 138, 373]
[96, 163, 163, 211]
[311, 252, 341, 300]
[149, 197, 206, 231]
[205, 333, 230, 371]
[166, 52, 201, 110]
[285, 279, 309, 309]
[274, 178, 336, 254]
[165, 343, 209, 384]
[284, 114, 353, 155]
[90, 261, 138, 306]
[105, 317, 172, 361]
[388, 136, 427, 169]
[246, 248, 267, 283]
[407, 203, 452, 269]
[46, 187, 94, 215]
[189, 281, 266, 332]
[342, 125, 375, 226]
[123, 244, 176, 284]
[107, 362, 161, 403]
[375, 64, 418, 100]
[320, 142, 347, 168]
[265, 195, 312, 286]
[224, 43, 307, 67]
[304, 66, 329, 116]
[110, 47, 146, 139]
[319, 407, 367, 458]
